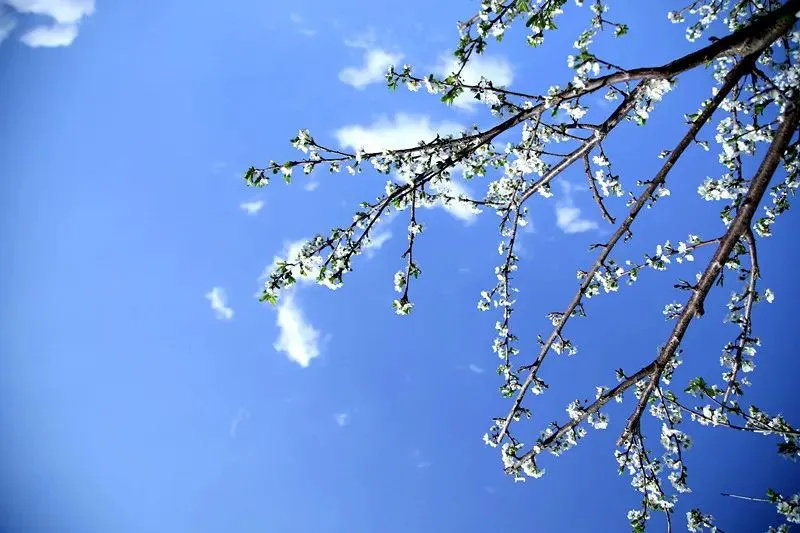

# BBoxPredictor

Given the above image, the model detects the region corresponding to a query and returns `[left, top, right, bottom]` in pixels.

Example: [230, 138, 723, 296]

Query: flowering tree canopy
[247, 1, 800, 530]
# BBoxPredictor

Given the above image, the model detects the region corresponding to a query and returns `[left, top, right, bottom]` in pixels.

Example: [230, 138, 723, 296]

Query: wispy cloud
[434, 53, 513, 110]
[288, 12, 316, 37]
[274, 291, 320, 367]
[229, 408, 250, 438]
[6, 0, 95, 47]
[205, 287, 234, 320]
[211, 161, 226, 175]
[334, 412, 350, 427]
[411, 449, 432, 469]
[335, 113, 462, 153]
[468, 363, 484, 374]
[554, 181, 598, 234]
[0, 10, 17, 44]
[240, 200, 264, 215]
[338, 32, 402, 89]
[304, 181, 319, 192]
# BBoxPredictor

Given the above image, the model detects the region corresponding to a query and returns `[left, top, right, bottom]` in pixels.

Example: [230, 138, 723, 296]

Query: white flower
[764, 288, 775, 303]
[667, 11, 684, 23]
[393, 299, 413, 315]
[521, 458, 545, 478]
[393, 271, 406, 293]
[663, 302, 683, 319]
[565, 103, 588, 120]
[566, 399, 584, 420]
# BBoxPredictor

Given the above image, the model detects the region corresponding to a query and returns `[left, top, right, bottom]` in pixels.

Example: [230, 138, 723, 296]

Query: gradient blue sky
[1, 1, 798, 532]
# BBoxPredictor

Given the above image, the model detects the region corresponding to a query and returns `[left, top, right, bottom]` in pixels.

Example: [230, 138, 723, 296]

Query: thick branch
[498, 51, 762, 446]
[618, 96, 800, 445]
[512, 76, 799, 468]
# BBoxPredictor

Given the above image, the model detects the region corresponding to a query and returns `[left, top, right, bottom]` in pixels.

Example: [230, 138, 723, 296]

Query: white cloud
[6, 0, 94, 23]
[259, 238, 318, 290]
[392, 165, 481, 223]
[205, 287, 234, 320]
[281, 239, 318, 282]
[359, 209, 396, 258]
[468, 363, 484, 374]
[19, 21, 75, 46]
[304, 181, 319, 192]
[334, 412, 350, 427]
[240, 200, 264, 215]
[339, 48, 401, 89]
[432, 169, 481, 223]
[274, 291, 320, 368]
[434, 53, 513, 110]
[555, 205, 597, 234]
[289, 12, 303, 24]
[6, 0, 94, 47]
[338, 33, 402, 89]
[259, 240, 325, 367]
[229, 408, 250, 438]
[336, 113, 481, 223]
[335, 112, 462, 154]
[554, 182, 597, 234]
[363, 229, 391, 256]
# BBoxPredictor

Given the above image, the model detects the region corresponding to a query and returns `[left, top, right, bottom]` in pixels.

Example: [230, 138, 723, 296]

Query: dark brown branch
[501, 50, 763, 448]
[619, 93, 800, 446]
[583, 152, 616, 224]
[722, 230, 759, 405]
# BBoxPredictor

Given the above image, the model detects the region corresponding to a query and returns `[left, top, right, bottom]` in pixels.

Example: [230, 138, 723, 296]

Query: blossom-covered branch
[249, 1, 800, 530]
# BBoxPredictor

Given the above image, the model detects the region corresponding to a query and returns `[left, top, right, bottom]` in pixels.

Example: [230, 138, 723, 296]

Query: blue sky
[1, 1, 798, 532]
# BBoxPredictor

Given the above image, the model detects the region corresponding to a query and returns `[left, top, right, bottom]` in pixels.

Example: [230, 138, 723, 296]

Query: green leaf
[260, 292, 278, 305]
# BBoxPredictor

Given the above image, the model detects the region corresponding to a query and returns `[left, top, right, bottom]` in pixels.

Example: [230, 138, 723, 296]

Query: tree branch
[498, 50, 763, 447]
[618, 93, 800, 446]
